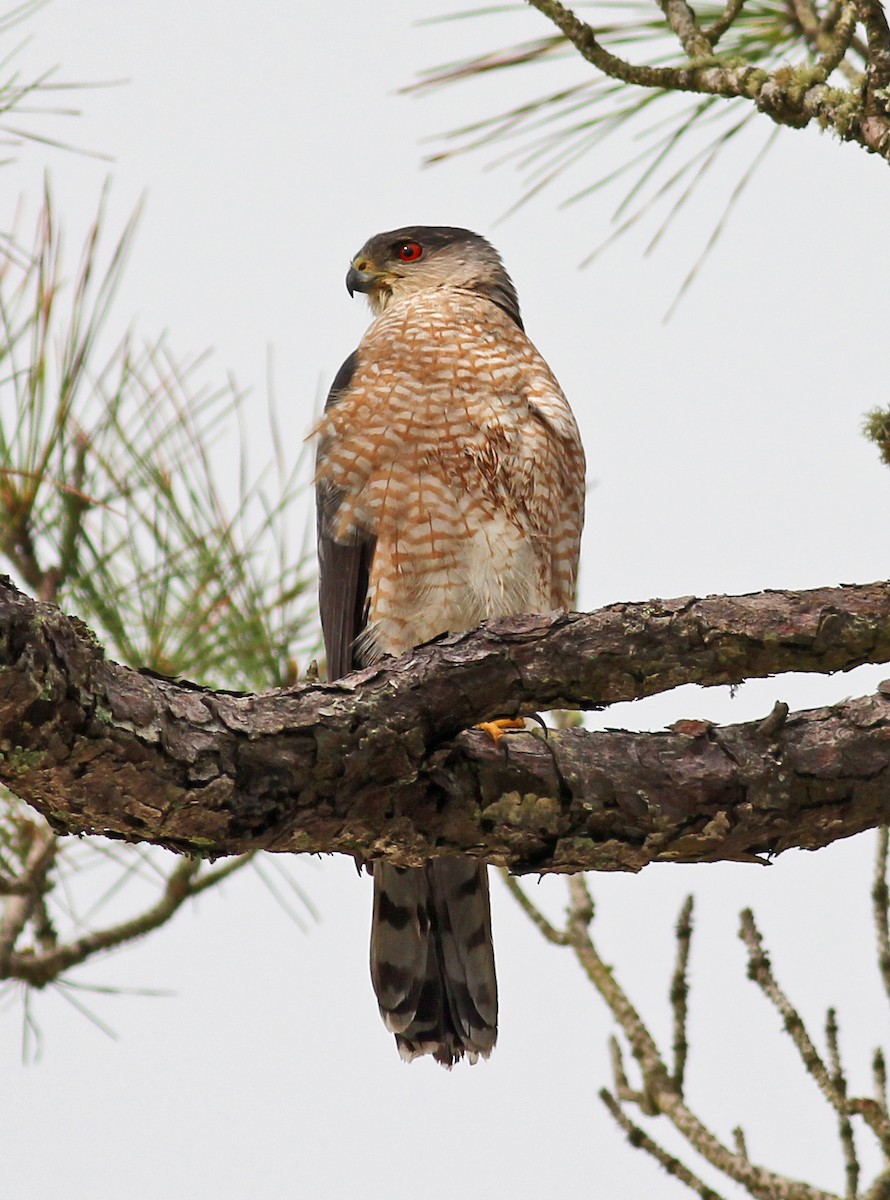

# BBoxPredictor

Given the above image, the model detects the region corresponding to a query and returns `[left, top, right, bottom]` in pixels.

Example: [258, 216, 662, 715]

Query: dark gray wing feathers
[316, 350, 376, 679]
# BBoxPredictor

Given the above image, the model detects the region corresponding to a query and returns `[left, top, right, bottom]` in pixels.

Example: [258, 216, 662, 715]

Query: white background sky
[3, 2, 890, 1198]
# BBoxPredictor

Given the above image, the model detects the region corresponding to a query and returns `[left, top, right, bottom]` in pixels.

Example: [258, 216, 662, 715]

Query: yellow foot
[475, 717, 526, 744]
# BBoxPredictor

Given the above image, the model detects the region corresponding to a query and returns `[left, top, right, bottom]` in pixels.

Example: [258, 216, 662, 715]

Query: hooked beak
[346, 264, 380, 297]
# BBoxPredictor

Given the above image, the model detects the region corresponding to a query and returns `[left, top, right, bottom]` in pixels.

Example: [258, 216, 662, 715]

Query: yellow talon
[475, 717, 527, 744]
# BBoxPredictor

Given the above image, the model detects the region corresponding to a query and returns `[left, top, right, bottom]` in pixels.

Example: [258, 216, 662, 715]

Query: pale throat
[367, 266, 495, 316]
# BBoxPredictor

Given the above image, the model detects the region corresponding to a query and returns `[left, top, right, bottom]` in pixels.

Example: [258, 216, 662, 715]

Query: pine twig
[4, 857, 202, 985]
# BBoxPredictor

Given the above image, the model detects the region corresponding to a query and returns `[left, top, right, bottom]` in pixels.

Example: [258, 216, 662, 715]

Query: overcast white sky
[3, 2, 890, 1198]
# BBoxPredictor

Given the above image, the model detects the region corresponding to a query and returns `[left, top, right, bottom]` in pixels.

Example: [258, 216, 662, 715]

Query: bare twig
[564, 877, 833, 1200]
[600, 1086, 729, 1200]
[0, 822, 55, 975]
[826, 1008, 860, 1200]
[705, 0, 747, 47]
[608, 1033, 639, 1106]
[740, 908, 838, 1106]
[656, 0, 712, 58]
[856, 0, 890, 96]
[743, 912, 839, 1099]
[874, 1049, 888, 1119]
[3, 857, 202, 985]
[874, 828, 890, 1010]
[791, 0, 824, 40]
[740, 908, 890, 1157]
[820, 0, 845, 31]
[670, 894, 694, 1091]
[500, 871, 568, 945]
[815, 2, 860, 80]
[732, 1126, 749, 1159]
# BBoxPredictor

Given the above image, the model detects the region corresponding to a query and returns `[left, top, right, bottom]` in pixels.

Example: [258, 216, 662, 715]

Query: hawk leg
[475, 717, 527, 743]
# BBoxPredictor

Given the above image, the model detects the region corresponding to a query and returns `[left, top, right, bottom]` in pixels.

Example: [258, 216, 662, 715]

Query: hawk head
[345, 226, 523, 330]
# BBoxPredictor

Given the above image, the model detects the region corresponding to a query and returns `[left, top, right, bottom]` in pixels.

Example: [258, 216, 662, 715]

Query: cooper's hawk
[314, 226, 585, 1066]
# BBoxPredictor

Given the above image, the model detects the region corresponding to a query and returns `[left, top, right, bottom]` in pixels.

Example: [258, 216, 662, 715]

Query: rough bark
[0, 577, 888, 873]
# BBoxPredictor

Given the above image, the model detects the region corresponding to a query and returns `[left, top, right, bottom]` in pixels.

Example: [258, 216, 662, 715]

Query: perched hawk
[314, 226, 585, 1066]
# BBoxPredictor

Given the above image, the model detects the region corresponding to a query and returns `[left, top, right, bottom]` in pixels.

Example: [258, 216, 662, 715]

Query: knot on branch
[755, 77, 815, 127]
[860, 112, 890, 153]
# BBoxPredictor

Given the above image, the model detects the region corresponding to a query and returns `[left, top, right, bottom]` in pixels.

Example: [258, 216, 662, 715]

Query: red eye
[396, 241, 423, 262]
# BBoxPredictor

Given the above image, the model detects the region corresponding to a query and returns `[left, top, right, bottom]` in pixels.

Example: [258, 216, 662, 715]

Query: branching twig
[525, 0, 890, 158]
[740, 908, 890, 1157]
[0, 822, 55, 975]
[600, 1086, 729, 1200]
[526, 0, 726, 91]
[2, 857, 201, 986]
[0, 853, 254, 987]
[508, 858, 890, 1198]
[740, 908, 838, 1105]
[563, 876, 832, 1200]
[0, 859, 254, 988]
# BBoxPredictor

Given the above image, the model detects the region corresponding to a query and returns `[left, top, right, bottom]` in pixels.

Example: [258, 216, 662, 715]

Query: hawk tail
[370, 859, 498, 1067]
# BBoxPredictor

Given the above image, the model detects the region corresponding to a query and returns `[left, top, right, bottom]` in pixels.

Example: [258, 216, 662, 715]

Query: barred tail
[370, 858, 498, 1067]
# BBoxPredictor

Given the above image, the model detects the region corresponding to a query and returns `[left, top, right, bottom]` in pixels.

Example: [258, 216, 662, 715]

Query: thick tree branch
[0, 577, 889, 872]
